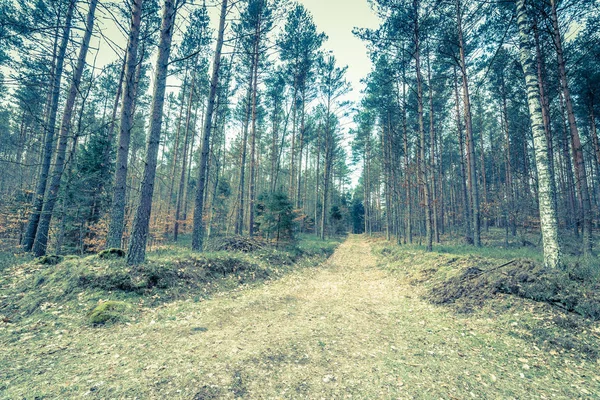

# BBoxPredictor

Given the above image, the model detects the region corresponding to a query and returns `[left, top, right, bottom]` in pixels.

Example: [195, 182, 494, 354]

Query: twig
[464, 260, 517, 280]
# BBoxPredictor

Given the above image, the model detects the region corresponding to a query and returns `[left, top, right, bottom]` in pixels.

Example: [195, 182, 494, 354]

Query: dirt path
[3, 235, 598, 399]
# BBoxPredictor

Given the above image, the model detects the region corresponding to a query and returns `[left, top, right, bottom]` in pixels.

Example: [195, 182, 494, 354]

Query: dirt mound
[207, 236, 267, 252]
[428, 259, 600, 320]
[427, 263, 498, 311]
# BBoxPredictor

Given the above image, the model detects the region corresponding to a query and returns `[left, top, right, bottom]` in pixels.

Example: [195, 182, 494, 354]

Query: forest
[1, 0, 600, 398]
[0, 0, 598, 267]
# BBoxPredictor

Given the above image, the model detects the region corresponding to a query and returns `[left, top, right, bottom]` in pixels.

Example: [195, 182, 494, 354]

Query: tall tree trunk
[550, 0, 593, 255]
[454, 66, 472, 243]
[515, 0, 561, 268]
[501, 76, 516, 238]
[127, 0, 179, 264]
[456, 0, 480, 247]
[558, 90, 578, 235]
[384, 113, 393, 241]
[248, 25, 261, 237]
[192, 0, 228, 251]
[289, 86, 298, 204]
[399, 61, 412, 244]
[165, 70, 189, 235]
[32, 0, 97, 256]
[590, 100, 600, 189]
[236, 79, 253, 235]
[533, 18, 557, 213]
[415, 0, 432, 251]
[107, 0, 144, 249]
[174, 74, 197, 242]
[296, 88, 306, 210]
[23, 0, 75, 252]
[427, 47, 439, 243]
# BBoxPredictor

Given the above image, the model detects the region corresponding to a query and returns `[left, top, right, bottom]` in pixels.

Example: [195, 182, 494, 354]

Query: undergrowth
[374, 236, 600, 360]
[0, 235, 341, 326]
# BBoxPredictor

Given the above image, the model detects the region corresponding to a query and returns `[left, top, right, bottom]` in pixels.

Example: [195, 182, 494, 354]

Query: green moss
[36, 254, 63, 265]
[88, 301, 130, 325]
[98, 248, 126, 259]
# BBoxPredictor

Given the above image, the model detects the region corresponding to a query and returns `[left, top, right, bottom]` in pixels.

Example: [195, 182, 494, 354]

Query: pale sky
[296, 0, 380, 186]
[298, 0, 381, 103]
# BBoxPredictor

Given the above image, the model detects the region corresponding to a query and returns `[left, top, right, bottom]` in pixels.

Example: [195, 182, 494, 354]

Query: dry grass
[2, 235, 600, 398]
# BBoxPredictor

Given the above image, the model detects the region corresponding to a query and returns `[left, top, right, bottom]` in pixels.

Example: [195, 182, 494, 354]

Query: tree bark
[127, 0, 179, 264]
[415, 0, 432, 252]
[32, 0, 98, 256]
[550, 0, 593, 255]
[248, 16, 261, 237]
[174, 73, 196, 241]
[456, 0, 480, 247]
[107, 0, 144, 249]
[515, 0, 561, 268]
[192, 0, 228, 251]
[454, 66, 472, 243]
[23, 0, 75, 252]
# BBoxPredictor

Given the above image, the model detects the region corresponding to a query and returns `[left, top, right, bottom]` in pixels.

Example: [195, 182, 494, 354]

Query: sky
[296, 0, 381, 186]
[298, 0, 381, 103]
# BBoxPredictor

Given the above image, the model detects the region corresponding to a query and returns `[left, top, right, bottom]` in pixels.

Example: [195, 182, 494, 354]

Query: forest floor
[2, 235, 600, 399]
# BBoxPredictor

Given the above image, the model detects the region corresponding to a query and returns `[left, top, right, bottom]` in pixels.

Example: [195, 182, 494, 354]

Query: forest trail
[4, 235, 598, 399]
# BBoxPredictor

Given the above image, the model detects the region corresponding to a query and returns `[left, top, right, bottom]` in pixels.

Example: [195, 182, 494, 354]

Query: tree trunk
[236, 78, 253, 235]
[32, 0, 97, 256]
[174, 73, 197, 241]
[550, 0, 593, 255]
[415, 0, 432, 251]
[454, 66, 472, 243]
[456, 0, 480, 247]
[427, 47, 439, 243]
[23, 0, 75, 252]
[501, 76, 516, 237]
[107, 0, 144, 249]
[165, 70, 189, 236]
[515, 0, 561, 268]
[590, 101, 600, 189]
[192, 0, 228, 251]
[249, 12, 262, 237]
[127, 0, 179, 264]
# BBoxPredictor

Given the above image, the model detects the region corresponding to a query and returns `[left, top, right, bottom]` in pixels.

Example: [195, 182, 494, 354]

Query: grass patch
[1, 235, 599, 399]
[0, 235, 341, 326]
[374, 235, 600, 361]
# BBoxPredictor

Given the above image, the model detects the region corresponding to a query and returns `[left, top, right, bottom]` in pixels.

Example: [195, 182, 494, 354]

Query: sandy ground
[2, 235, 598, 399]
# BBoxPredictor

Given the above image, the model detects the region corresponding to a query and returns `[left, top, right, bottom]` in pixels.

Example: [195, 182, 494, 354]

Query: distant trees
[256, 191, 297, 244]
[5, 0, 596, 266]
[354, 0, 599, 266]
[0, 0, 355, 257]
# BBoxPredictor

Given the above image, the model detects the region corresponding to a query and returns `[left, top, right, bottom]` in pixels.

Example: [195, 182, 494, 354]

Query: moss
[98, 248, 126, 259]
[36, 255, 63, 265]
[88, 301, 130, 325]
